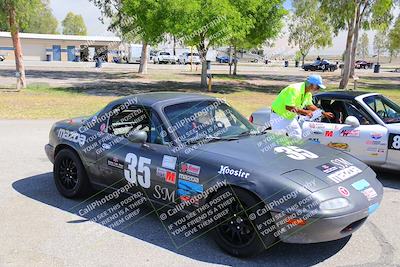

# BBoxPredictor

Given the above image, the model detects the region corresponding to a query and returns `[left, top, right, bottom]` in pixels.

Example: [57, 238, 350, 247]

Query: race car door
[96, 106, 178, 203]
[303, 99, 389, 165]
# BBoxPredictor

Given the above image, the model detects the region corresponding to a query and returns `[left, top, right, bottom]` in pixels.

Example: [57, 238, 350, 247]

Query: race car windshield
[364, 95, 400, 124]
[164, 100, 256, 143]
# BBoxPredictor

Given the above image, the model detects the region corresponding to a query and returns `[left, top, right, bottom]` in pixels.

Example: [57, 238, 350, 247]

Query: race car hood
[196, 134, 370, 192]
[58, 116, 89, 127]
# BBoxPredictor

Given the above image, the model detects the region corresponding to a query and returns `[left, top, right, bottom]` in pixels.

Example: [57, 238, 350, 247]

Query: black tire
[54, 149, 91, 198]
[211, 187, 276, 257]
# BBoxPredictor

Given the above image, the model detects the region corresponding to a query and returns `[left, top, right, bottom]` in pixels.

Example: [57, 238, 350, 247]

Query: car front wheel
[211, 187, 275, 257]
[54, 149, 91, 198]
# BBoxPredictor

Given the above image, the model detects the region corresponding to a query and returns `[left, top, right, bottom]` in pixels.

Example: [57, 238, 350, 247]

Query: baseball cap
[307, 75, 326, 89]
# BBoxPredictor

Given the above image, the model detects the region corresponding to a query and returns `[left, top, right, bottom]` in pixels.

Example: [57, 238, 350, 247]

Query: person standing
[270, 75, 334, 139]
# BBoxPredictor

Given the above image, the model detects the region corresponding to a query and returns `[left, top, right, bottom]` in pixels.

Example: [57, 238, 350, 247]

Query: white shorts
[270, 112, 302, 139]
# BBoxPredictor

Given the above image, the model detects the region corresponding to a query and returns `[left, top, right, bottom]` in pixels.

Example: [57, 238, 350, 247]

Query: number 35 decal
[389, 134, 400, 150]
[274, 146, 319, 160]
[124, 153, 151, 188]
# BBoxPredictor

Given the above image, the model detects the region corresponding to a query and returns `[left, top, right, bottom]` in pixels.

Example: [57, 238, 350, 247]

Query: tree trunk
[302, 54, 306, 67]
[233, 45, 238, 75]
[350, 6, 361, 78]
[339, 14, 357, 89]
[8, 5, 26, 89]
[138, 41, 148, 74]
[173, 36, 176, 56]
[229, 45, 232, 75]
[198, 40, 208, 90]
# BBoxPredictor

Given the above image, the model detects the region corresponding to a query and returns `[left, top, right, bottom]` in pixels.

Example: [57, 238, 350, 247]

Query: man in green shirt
[270, 75, 334, 139]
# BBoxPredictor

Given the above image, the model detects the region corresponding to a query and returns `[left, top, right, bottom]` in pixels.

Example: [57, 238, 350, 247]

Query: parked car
[178, 52, 201, 65]
[153, 51, 177, 64]
[355, 60, 373, 69]
[250, 91, 400, 172]
[46, 92, 382, 257]
[216, 55, 238, 64]
[303, 60, 338, 72]
[0, 55, 5, 61]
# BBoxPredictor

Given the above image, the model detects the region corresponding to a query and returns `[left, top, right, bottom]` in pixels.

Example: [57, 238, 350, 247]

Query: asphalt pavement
[0, 120, 399, 267]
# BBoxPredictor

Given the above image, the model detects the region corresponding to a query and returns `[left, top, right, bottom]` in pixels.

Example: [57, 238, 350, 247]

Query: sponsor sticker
[156, 167, 176, 184]
[180, 162, 201, 176]
[177, 180, 203, 196]
[325, 131, 334, 137]
[326, 158, 362, 183]
[178, 173, 200, 183]
[327, 142, 350, 151]
[370, 132, 383, 140]
[107, 157, 124, 170]
[58, 128, 86, 146]
[100, 123, 107, 132]
[316, 163, 339, 174]
[162, 155, 177, 170]
[340, 130, 360, 137]
[351, 179, 370, 191]
[368, 203, 379, 214]
[308, 138, 320, 143]
[338, 186, 350, 197]
[218, 165, 250, 178]
[366, 140, 381, 145]
[328, 166, 362, 183]
[362, 187, 377, 201]
[312, 129, 324, 135]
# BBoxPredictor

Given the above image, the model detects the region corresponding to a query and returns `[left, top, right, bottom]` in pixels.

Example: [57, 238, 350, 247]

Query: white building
[0, 32, 122, 62]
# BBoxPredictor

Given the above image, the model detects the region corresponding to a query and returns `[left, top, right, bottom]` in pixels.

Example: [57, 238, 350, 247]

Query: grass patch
[1, 77, 399, 119]
[0, 84, 116, 119]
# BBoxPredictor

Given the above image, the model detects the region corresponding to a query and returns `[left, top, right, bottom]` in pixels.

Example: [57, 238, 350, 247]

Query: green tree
[24, 0, 58, 34]
[62, 12, 87, 35]
[357, 32, 369, 59]
[0, 0, 42, 89]
[169, 0, 250, 88]
[321, 0, 395, 89]
[91, 0, 170, 74]
[0, 0, 58, 34]
[388, 16, 400, 62]
[289, 0, 332, 66]
[229, 0, 286, 75]
[374, 30, 387, 63]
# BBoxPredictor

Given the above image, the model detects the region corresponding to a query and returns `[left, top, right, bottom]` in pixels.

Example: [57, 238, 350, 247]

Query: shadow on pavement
[13, 172, 350, 266]
[375, 170, 400, 190]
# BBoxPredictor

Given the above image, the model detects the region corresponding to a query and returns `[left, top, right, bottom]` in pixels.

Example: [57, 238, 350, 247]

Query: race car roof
[315, 91, 377, 100]
[113, 92, 218, 108]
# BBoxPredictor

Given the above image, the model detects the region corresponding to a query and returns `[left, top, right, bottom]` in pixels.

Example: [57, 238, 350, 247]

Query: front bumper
[271, 203, 378, 243]
[45, 144, 55, 163]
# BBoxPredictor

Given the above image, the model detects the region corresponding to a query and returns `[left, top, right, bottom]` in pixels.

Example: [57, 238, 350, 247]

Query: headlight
[319, 198, 349, 210]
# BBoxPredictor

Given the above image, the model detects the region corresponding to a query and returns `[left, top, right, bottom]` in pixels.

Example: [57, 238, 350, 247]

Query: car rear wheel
[54, 149, 91, 198]
[211, 187, 275, 257]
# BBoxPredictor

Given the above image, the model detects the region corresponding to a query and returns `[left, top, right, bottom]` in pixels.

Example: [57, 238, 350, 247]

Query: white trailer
[125, 44, 150, 64]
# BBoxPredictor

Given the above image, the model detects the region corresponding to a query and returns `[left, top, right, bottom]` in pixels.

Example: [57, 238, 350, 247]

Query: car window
[364, 95, 400, 124]
[343, 102, 375, 125]
[160, 52, 170, 55]
[150, 112, 171, 145]
[108, 106, 150, 137]
[164, 100, 255, 143]
[315, 98, 374, 125]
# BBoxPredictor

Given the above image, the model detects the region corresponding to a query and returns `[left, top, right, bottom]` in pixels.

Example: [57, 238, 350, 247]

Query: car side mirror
[345, 116, 360, 127]
[126, 130, 147, 144]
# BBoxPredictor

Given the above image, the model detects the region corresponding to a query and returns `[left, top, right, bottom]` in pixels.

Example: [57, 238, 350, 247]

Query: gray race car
[45, 92, 383, 257]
